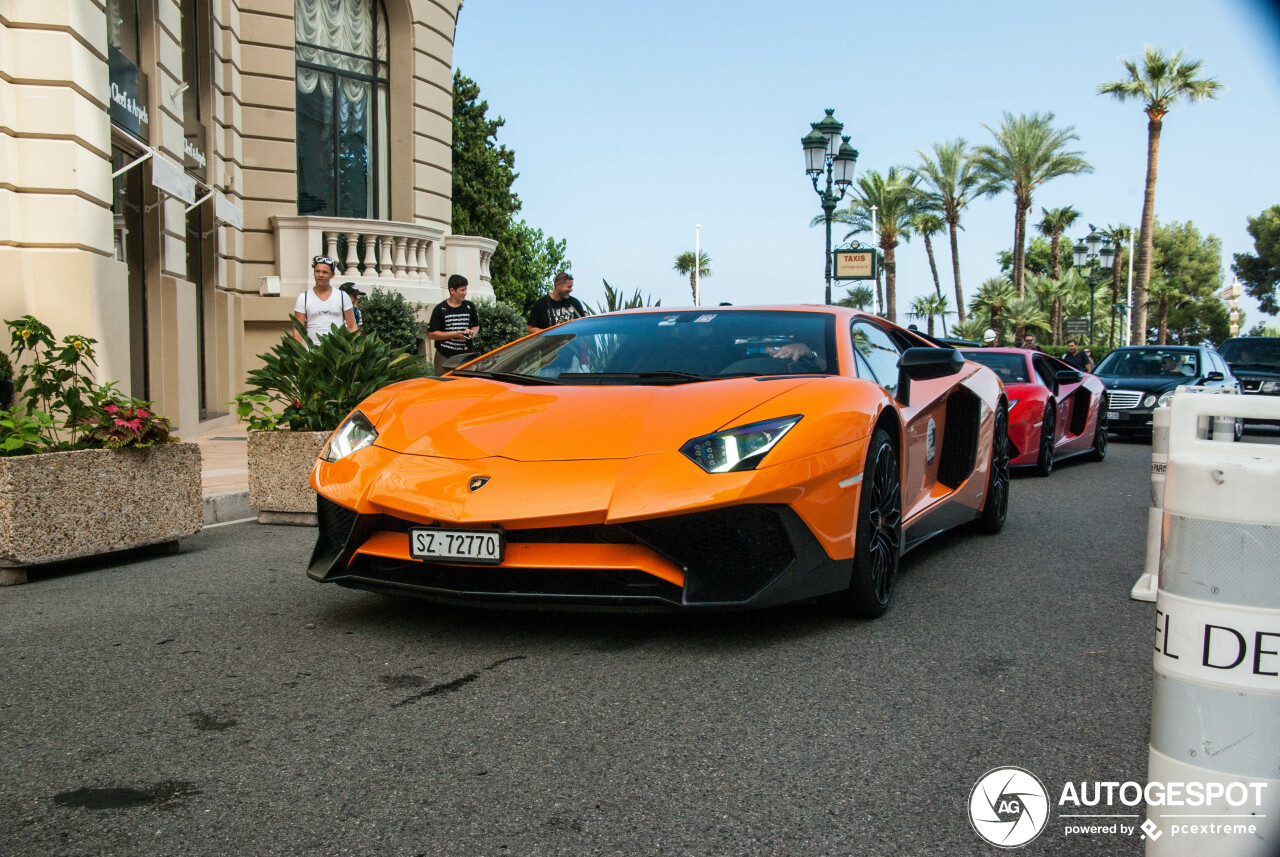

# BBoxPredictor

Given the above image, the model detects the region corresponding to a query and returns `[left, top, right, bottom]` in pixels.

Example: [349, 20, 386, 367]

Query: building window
[295, 0, 389, 220]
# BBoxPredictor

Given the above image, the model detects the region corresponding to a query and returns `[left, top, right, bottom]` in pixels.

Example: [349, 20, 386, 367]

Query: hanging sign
[834, 248, 878, 281]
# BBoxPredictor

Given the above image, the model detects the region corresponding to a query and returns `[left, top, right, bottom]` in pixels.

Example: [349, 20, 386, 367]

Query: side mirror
[1204, 371, 1225, 382]
[896, 347, 964, 406]
[1055, 369, 1083, 385]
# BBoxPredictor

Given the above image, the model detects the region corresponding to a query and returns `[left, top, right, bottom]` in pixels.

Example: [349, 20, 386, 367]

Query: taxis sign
[834, 249, 877, 280]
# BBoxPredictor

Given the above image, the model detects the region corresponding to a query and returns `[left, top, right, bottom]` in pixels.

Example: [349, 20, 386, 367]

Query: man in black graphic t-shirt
[527, 272, 586, 333]
[428, 274, 480, 375]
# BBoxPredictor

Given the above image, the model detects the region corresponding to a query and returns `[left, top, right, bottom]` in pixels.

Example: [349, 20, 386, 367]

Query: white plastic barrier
[1147, 393, 1280, 856]
[1131, 406, 1171, 601]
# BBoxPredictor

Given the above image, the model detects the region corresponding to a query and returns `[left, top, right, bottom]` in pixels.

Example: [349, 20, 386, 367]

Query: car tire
[1032, 403, 1055, 477]
[827, 427, 901, 619]
[974, 404, 1010, 535]
[1085, 411, 1108, 462]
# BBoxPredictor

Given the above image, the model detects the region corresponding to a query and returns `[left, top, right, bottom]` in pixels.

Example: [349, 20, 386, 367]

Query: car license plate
[1106, 411, 1119, 421]
[409, 528, 503, 564]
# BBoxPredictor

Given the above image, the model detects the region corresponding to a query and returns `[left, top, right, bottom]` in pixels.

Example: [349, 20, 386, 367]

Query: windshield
[1219, 339, 1280, 369]
[459, 310, 837, 384]
[960, 351, 1030, 383]
[1094, 349, 1199, 378]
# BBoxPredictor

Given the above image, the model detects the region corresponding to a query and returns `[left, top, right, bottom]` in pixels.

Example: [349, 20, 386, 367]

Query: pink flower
[136, 408, 150, 417]
[104, 403, 119, 414]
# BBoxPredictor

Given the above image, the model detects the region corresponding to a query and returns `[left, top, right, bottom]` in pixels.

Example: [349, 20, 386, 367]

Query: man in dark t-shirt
[428, 274, 480, 375]
[527, 272, 586, 333]
[1061, 339, 1091, 372]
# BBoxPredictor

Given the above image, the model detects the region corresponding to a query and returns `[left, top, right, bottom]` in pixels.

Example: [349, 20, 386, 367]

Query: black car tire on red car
[1032, 403, 1055, 477]
[1085, 412, 1108, 461]
[827, 427, 902, 619]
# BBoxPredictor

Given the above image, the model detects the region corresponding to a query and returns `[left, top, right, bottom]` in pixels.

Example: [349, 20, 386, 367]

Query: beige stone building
[0, 0, 494, 435]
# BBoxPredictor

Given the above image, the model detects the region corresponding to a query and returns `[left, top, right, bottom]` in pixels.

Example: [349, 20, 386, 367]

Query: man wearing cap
[983, 329, 997, 347]
[338, 282, 365, 327]
[428, 274, 480, 375]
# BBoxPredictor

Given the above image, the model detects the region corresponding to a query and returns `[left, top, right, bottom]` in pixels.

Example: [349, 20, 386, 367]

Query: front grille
[1107, 390, 1143, 409]
[354, 559, 683, 604]
[624, 506, 794, 603]
[317, 496, 358, 547]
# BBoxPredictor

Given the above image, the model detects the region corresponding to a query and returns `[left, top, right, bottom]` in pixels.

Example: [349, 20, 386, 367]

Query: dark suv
[1092, 345, 1239, 436]
[1218, 336, 1280, 424]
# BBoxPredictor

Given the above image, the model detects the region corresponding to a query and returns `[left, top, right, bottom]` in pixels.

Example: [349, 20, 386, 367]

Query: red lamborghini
[959, 348, 1107, 475]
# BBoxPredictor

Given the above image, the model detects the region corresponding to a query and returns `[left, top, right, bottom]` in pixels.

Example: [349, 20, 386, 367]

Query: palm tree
[837, 285, 875, 310]
[595, 278, 661, 313]
[673, 251, 711, 304]
[971, 113, 1093, 298]
[908, 292, 952, 337]
[1028, 272, 1076, 344]
[952, 317, 988, 343]
[1004, 296, 1051, 343]
[971, 276, 1017, 339]
[1146, 277, 1188, 345]
[1036, 206, 1081, 280]
[1100, 47, 1222, 345]
[825, 168, 923, 323]
[911, 139, 994, 322]
[910, 212, 947, 300]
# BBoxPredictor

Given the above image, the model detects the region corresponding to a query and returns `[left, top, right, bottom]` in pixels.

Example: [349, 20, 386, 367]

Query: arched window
[295, 0, 389, 219]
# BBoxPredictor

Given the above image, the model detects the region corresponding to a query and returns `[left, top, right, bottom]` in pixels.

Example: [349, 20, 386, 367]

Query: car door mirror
[896, 347, 964, 406]
[1204, 371, 1225, 382]
[1055, 369, 1083, 385]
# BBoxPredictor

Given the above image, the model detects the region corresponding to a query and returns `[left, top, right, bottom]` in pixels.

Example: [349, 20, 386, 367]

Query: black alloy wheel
[975, 405, 1010, 534]
[1032, 403, 1055, 476]
[828, 427, 902, 619]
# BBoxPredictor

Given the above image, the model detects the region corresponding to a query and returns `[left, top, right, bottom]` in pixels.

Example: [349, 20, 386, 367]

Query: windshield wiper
[558, 371, 717, 384]
[451, 369, 562, 386]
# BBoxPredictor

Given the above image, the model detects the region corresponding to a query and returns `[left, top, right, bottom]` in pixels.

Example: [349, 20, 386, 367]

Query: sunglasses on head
[313, 256, 336, 267]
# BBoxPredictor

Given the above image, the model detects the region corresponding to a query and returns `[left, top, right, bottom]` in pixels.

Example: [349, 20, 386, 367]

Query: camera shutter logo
[968, 767, 1050, 848]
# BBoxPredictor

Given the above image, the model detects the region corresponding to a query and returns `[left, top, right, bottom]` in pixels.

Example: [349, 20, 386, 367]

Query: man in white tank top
[293, 256, 358, 345]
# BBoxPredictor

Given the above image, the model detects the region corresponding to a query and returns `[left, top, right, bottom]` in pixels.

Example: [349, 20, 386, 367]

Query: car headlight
[680, 416, 801, 473]
[1143, 395, 1158, 408]
[1263, 381, 1280, 394]
[1156, 391, 1174, 408]
[321, 410, 378, 462]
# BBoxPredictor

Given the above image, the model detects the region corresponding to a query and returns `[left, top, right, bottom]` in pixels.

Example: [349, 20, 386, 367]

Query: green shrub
[0, 350, 12, 382]
[0, 315, 175, 454]
[473, 298, 528, 355]
[235, 319, 429, 432]
[359, 287, 425, 353]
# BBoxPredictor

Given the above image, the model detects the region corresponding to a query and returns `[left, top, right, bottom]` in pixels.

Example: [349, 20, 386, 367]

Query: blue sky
[453, 0, 1280, 329]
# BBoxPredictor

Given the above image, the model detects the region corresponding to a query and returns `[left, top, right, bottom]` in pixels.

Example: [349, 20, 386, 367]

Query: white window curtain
[295, 0, 386, 100]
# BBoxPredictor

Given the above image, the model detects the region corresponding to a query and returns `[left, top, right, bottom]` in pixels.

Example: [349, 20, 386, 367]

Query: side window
[1033, 358, 1054, 388]
[850, 321, 902, 393]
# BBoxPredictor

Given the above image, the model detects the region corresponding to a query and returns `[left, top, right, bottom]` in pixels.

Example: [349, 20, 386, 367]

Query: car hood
[1227, 364, 1280, 380]
[368, 375, 818, 461]
[1095, 375, 1191, 394]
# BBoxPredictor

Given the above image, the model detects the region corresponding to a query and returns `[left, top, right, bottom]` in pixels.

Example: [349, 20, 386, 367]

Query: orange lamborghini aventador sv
[308, 306, 1010, 617]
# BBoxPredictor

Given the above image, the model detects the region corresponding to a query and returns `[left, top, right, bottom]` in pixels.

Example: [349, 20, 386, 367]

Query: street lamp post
[1072, 226, 1115, 344]
[802, 109, 858, 305]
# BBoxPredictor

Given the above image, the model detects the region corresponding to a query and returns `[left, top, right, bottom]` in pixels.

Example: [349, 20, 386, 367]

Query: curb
[203, 490, 253, 525]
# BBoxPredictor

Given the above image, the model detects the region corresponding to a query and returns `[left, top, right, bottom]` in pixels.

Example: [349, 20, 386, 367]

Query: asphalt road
[2, 441, 1159, 856]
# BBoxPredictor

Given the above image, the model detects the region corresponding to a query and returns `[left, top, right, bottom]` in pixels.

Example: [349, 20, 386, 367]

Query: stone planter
[0, 443, 202, 585]
[247, 430, 329, 526]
